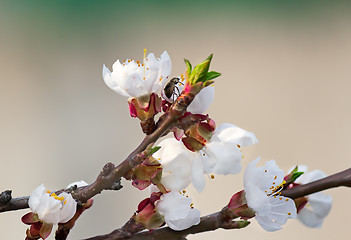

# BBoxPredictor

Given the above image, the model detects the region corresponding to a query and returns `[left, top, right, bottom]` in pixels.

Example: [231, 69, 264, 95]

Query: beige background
[0, 1, 350, 239]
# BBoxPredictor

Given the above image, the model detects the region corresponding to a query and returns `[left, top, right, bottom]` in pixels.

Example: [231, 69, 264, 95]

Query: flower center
[46, 191, 67, 204]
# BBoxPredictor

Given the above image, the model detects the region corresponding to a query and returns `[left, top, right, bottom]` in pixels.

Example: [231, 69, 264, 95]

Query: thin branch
[0, 88, 199, 213]
[0, 196, 29, 213]
[281, 167, 351, 199]
[88, 167, 351, 240]
[83, 214, 145, 240]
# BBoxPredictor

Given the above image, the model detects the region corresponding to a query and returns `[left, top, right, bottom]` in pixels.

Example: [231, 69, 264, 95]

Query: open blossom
[28, 184, 77, 225]
[244, 158, 297, 231]
[156, 191, 200, 231]
[293, 166, 332, 228]
[103, 50, 172, 98]
[22, 184, 78, 239]
[155, 123, 257, 192]
[191, 123, 258, 192]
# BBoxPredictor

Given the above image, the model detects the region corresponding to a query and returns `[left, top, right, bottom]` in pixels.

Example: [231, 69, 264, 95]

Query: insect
[163, 77, 183, 102]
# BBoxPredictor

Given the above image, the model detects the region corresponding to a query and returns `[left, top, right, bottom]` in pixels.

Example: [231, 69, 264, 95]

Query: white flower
[191, 123, 258, 192]
[244, 158, 297, 231]
[155, 123, 258, 192]
[294, 166, 333, 228]
[103, 51, 172, 98]
[28, 184, 77, 224]
[156, 191, 200, 231]
[153, 138, 193, 192]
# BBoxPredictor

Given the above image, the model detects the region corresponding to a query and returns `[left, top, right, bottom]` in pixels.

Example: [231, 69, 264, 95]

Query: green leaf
[189, 60, 210, 84]
[184, 59, 192, 75]
[205, 54, 213, 62]
[291, 172, 304, 182]
[206, 71, 221, 81]
[149, 146, 161, 155]
[290, 166, 299, 174]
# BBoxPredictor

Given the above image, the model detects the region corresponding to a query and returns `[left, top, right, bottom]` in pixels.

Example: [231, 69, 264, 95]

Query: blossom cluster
[100, 50, 332, 231]
[21, 50, 333, 239]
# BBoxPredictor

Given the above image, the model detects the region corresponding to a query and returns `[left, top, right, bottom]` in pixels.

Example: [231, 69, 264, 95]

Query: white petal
[297, 206, 324, 228]
[166, 208, 201, 231]
[297, 169, 327, 184]
[159, 51, 172, 79]
[187, 85, 214, 114]
[154, 138, 192, 191]
[157, 192, 192, 220]
[156, 191, 200, 231]
[255, 196, 296, 232]
[66, 180, 88, 189]
[269, 196, 297, 220]
[153, 51, 172, 95]
[102, 64, 130, 97]
[28, 184, 46, 213]
[36, 194, 62, 224]
[255, 215, 283, 231]
[58, 193, 77, 223]
[205, 141, 242, 175]
[191, 153, 206, 192]
[212, 123, 258, 146]
[307, 192, 333, 218]
[245, 184, 271, 215]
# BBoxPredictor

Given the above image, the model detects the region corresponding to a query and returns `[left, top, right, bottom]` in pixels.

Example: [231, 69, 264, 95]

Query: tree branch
[0, 89, 199, 213]
[87, 166, 351, 240]
[281, 167, 351, 199]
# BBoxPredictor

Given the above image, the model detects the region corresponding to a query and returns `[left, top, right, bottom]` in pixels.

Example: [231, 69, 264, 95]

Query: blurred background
[1, 0, 351, 239]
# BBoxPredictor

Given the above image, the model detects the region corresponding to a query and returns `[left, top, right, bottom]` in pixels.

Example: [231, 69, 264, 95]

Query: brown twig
[0, 196, 29, 212]
[87, 167, 351, 240]
[281, 167, 351, 199]
[83, 214, 145, 240]
[0, 88, 199, 213]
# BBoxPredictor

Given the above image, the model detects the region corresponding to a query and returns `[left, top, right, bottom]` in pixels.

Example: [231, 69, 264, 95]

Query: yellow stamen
[143, 49, 147, 78]
[53, 196, 64, 201]
[287, 212, 291, 215]
[210, 175, 215, 179]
